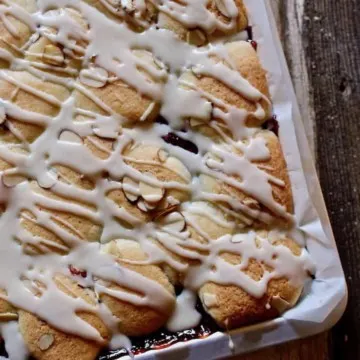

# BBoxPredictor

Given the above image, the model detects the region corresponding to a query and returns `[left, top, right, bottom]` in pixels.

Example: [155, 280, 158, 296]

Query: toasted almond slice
[242, 198, 260, 209]
[79, 67, 108, 88]
[122, 176, 139, 202]
[270, 295, 291, 314]
[38, 334, 54, 351]
[159, 211, 185, 232]
[140, 102, 156, 122]
[140, 172, 164, 203]
[215, 0, 230, 18]
[59, 130, 83, 144]
[137, 199, 148, 212]
[157, 149, 169, 163]
[2, 174, 27, 188]
[187, 29, 207, 46]
[202, 292, 218, 309]
[153, 57, 166, 70]
[0, 105, 6, 124]
[165, 157, 191, 182]
[166, 196, 180, 206]
[121, 0, 134, 12]
[189, 118, 204, 128]
[144, 200, 157, 210]
[42, 44, 64, 66]
[0, 312, 18, 321]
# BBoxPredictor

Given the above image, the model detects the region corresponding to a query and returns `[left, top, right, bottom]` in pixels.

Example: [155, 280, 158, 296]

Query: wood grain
[232, 0, 360, 358]
[303, 0, 360, 359]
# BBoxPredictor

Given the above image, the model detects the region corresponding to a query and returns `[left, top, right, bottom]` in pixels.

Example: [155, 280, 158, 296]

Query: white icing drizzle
[0, 0, 315, 358]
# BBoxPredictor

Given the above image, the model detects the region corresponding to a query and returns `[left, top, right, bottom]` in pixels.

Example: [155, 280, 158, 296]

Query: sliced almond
[79, 67, 108, 88]
[140, 102, 156, 122]
[202, 292, 218, 309]
[215, 0, 230, 18]
[42, 44, 64, 66]
[242, 198, 260, 209]
[157, 149, 168, 163]
[139, 172, 164, 203]
[144, 200, 157, 211]
[0, 312, 18, 321]
[2, 174, 27, 188]
[121, 0, 134, 13]
[38, 334, 54, 351]
[187, 29, 207, 46]
[166, 196, 180, 206]
[59, 130, 83, 144]
[159, 212, 185, 232]
[0, 105, 6, 124]
[165, 157, 191, 182]
[189, 118, 203, 128]
[137, 199, 148, 212]
[122, 176, 139, 202]
[270, 295, 291, 314]
[153, 57, 165, 70]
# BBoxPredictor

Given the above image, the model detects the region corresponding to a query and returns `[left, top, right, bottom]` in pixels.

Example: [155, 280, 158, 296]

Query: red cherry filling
[69, 264, 87, 278]
[262, 115, 279, 136]
[162, 132, 199, 154]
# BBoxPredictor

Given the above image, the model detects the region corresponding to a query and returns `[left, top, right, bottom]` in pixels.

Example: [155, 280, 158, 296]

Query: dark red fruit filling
[246, 26, 253, 41]
[98, 298, 219, 359]
[162, 132, 198, 154]
[262, 115, 279, 136]
[248, 39, 258, 51]
[69, 264, 87, 278]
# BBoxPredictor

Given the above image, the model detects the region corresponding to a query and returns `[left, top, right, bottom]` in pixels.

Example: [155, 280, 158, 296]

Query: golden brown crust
[200, 130, 293, 228]
[254, 130, 294, 215]
[0, 71, 70, 117]
[180, 41, 271, 131]
[158, 0, 248, 43]
[198, 234, 303, 329]
[123, 143, 191, 211]
[19, 182, 102, 255]
[99, 240, 176, 336]
[74, 80, 160, 123]
[19, 275, 109, 360]
[0, 0, 37, 68]
[0, 289, 18, 322]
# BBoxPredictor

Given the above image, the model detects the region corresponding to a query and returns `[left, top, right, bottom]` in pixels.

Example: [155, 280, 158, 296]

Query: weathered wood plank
[303, 0, 360, 359]
[232, 332, 329, 360]
[269, 0, 316, 158]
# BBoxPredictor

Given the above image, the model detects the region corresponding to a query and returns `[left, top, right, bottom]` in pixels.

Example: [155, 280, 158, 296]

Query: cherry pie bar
[0, 0, 314, 359]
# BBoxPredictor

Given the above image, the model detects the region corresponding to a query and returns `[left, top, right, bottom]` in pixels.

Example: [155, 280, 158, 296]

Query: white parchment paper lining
[131, 1, 348, 359]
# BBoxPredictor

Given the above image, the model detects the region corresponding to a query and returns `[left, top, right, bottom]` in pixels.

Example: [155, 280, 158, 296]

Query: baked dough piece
[0, 289, 18, 322]
[198, 231, 304, 329]
[0, 70, 71, 144]
[122, 142, 191, 214]
[19, 274, 109, 360]
[74, 50, 164, 124]
[25, 8, 89, 75]
[180, 41, 271, 135]
[158, 0, 248, 45]
[0, 0, 37, 68]
[99, 239, 176, 336]
[18, 181, 102, 255]
[200, 130, 293, 227]
[83, 0, 157, 30]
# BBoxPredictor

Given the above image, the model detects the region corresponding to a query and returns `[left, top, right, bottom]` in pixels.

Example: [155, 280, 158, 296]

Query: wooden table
[232, 0, 360, 359]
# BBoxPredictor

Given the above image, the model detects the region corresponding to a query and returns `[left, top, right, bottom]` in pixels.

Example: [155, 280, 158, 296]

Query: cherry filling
[98, 299, 220, 359]
[246, 26, 253, 41]
[262, 115, 279, 136]
[162, 132, 199, 154]
[69, 264, 87, 278]
[248, 39, 258, 51]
